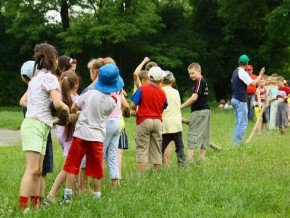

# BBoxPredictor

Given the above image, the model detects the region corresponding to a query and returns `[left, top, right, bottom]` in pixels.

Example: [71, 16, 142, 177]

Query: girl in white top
[18, 43, 69, 211]
[46, 70, 80, 203]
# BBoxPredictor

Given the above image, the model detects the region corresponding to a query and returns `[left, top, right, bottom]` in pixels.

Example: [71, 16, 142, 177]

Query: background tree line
[0, 0, 289, 105]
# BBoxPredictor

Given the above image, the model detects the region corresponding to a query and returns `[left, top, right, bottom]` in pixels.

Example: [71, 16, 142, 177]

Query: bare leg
[138, 162, 147, 173]
[188, 148, 194, 164]
[163, 142, 173, 167]
[117, 149, 123, 180]
[47, 170, 67, 202]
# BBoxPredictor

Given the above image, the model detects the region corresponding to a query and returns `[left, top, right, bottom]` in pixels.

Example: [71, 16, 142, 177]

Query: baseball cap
[149, 66, 165, 81]
[238, 54, 250, 64]
[21, 60, 35, 79]
[94, 64, 124, 94]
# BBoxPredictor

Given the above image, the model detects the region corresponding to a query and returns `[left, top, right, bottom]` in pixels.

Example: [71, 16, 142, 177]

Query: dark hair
[56, 56, 77, 77]
[145, 62, 158, 71]
[61, 70, 79, 140]
[34, 43, 58, 74]
[21, 75, 31, 82]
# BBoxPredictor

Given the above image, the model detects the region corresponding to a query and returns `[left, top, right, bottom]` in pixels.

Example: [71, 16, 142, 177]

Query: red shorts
[63, 137, 104, 178]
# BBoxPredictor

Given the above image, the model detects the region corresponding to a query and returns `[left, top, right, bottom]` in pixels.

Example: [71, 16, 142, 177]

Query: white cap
[21, 61, 35, 79]
[149, 66, 165, 81]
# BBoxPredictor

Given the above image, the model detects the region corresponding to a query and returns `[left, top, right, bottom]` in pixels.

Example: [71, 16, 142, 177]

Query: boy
[180, 63, 210, 164]
[131, 66, 167, 172]
[161, 71, 185, 166]
[19, 60, 54, 205]
[276, 76, 290, 134]
[61, 64, 122, 203]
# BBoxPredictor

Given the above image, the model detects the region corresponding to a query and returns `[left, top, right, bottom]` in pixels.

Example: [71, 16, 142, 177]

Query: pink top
[108, 92, 122, 119]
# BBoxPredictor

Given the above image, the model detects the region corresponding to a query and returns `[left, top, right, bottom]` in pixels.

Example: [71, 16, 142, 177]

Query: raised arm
[133, 57, 150, 88]
[250, 67, 265, 86]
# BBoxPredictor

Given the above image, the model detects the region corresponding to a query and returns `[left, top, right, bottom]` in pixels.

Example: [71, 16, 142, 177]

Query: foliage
[0, 0, 289, 105]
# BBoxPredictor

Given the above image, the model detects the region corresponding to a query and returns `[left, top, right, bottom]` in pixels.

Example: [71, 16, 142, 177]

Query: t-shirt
[254, 87, 268, 106]
[73, 90, 116, 142]
[191, 77, 210, 111]
[277, 86, 290, 102]
[108, 92, 122, 119]
[162, 86, 182, 134]
[247, 73, 257, 94]
[232, 67, 253, 102]
[131, 84, 167, 125]
[26, 69, 60, 127]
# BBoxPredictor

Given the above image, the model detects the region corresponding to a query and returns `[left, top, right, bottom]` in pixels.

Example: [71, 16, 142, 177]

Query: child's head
[246, 65, 253, 74]
[87, 58, 104, 82]
[94, 64, 124, 94]
[138, 70, 150, 85]
[20, 60, 35, 83]
[57, 56, 77, 77]
[103, 57, 116, 66]
[258, 77, 266, 87]
[188, 62, 201, 80]
[149, 67, 165, 85]
[145, 62, 158, 71]
[163, 71, 175, 86]
[276, 76, 285, 87]
[34, 43, 58, 73]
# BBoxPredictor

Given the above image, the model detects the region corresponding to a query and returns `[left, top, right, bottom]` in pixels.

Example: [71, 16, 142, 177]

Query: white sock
[93, 191, 101, 198]
[64, 188, 72, 198]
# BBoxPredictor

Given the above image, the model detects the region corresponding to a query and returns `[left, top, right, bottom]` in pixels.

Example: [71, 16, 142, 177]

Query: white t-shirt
[26, 69, 59, 127]
[73, 89, 116, 142]
[162, 86, 182, 134]
[238, 67, 252, 85]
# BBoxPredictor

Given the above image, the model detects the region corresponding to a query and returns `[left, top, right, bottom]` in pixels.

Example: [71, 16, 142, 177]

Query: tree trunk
[60, 0, 70, 31]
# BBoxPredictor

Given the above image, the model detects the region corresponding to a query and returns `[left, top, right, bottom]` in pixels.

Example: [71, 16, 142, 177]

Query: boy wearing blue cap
[61, 64, 122, 203]
[231, 54, 265, 145]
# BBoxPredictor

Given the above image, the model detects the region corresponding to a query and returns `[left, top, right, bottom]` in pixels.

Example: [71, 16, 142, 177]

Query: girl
[56, 56, 77, 79]
[45, 70, 79, 204]
[19, 43, 69, 211]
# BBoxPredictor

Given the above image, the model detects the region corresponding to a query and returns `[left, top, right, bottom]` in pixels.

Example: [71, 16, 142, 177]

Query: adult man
[246, 65, 257, 121]
[231, 54, 265, 145]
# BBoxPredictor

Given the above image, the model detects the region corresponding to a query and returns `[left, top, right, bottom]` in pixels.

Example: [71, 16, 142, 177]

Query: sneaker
[60, 195, 71, 205]
[42, 196, 53, 206]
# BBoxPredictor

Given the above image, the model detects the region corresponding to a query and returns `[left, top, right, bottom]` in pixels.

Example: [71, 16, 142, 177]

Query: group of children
[18, 43, 215, 212]
[245, 65, 290, 134]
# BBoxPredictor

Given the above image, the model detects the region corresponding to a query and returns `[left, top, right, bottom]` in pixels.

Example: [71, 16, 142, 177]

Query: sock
[93, 191, 101, 198]
[64, 188, 73, 198]
[30, 196, 40, 208]
[19, 196, 29, 209]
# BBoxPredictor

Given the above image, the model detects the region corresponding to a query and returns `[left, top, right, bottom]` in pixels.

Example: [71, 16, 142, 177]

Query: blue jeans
[231, 98, 248, 145]
[104, 118, 120, 179]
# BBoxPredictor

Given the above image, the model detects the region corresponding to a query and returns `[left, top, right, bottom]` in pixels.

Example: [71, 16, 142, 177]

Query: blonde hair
[188, 62, 201, 71]
[87, 58, 104, 70]
[103, 57, 116, 66]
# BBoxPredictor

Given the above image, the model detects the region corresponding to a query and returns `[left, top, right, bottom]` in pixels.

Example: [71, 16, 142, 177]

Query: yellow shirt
[162, 86, 182, 133]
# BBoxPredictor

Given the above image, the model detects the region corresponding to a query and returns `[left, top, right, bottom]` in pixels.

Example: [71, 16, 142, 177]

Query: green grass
[0, 107, 23, 130]
[0, 108, 289, 217]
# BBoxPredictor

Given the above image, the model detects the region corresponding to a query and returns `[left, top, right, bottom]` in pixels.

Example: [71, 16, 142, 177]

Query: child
[161, 71, 185, 166]
[131, 66, 167, 172]
[180, 62, 210, 164]
[218, 99, 226, 109]
[253, 77, 270, 134]
[61, 64, 122, 203]
[19, 60, 56, 206]
[276, 76, 290, 134]
[45, 70, 80, 204]
[18, 43, 69, 211]
[56, 56, 77, 78]
[268, 76, 279, 129]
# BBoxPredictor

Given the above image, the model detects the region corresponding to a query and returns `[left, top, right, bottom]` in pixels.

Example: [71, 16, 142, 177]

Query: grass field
[0, 107, 289, 217]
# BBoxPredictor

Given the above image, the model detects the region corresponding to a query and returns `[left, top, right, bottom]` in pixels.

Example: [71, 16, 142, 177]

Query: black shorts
[42, 131, 53, 175]
[118, 131, 128, 150]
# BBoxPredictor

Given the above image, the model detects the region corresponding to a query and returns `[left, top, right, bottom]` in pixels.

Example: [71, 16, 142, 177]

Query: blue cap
[94, 64, 124, 94]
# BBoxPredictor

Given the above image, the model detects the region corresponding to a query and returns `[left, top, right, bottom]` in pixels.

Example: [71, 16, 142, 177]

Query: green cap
[238, 54, 250, 64]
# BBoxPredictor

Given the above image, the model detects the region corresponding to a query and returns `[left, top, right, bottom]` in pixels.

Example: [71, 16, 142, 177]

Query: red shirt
[246, 73, 257, 94]
[131, 84, 167, 125]
[277, 86, 290, 101]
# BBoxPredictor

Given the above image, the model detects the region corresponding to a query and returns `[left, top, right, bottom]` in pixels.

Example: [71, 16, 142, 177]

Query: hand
[259, 67, 265, 76]
[143, 57, 150, 63]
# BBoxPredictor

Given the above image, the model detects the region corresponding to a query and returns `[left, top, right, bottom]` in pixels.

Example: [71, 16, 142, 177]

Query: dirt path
[0, 128, 56, 146]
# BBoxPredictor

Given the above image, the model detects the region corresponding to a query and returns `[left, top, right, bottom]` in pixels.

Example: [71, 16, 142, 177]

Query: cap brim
[94, 76, 124, 94]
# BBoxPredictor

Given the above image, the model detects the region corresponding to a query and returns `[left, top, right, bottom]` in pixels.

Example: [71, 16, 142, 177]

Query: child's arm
[256, 89, 262, 109]
[265, 88, 270, 106]
[19, 91, 28, 107]
[50, 90, 69, 112]
[71, 103, 78, 113]
[180, 93, 198, 110]
[121, 95, 130, 118]
[133, 57, 150, 88]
